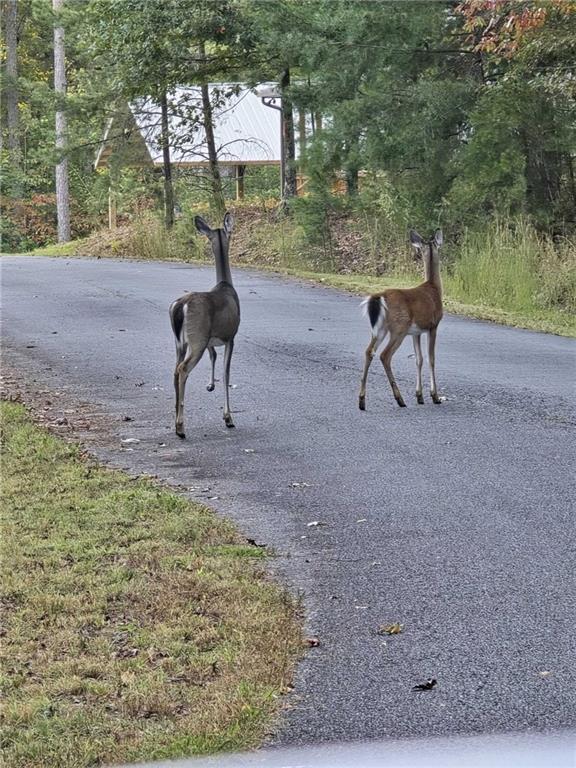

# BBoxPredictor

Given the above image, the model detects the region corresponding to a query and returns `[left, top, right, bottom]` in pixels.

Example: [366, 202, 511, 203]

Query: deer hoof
[176, 430, 186, 439]
[396, 398, 407, 408]
[431, 394, 442, 404]
[358, 397, 366, 411]
[206, 383, 215, 392]
[416, 393, 424, 405]
[224, 416, 235, 428]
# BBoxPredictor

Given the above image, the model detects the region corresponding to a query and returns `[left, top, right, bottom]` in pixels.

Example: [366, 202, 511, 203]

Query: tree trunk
[345, 137, 360, 196]
[159, 90, 175, 228]
[280, 68, 297, 203]
[298, 108, 306, 161]
[5, 0, 21, 185]
[345, 167, 359, 196]
[53, 0, 70, 242]
[567, 154, 576, 212]
[200, 82, 225, 216]
[199, 43, 225, 217]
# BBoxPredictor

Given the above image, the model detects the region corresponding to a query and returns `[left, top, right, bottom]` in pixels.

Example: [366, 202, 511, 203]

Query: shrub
[0, 194, 92, 252]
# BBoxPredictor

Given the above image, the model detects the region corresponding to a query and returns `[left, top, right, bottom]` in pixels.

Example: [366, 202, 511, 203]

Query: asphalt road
[2, 256, 575, 746]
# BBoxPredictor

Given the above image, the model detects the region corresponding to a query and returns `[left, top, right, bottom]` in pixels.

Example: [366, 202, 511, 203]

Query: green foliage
[3, 0, 575, 263]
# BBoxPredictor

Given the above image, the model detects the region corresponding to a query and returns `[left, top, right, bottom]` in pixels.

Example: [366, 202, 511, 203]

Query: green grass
[0, 402, 302, 768]
[14, 240, 82, 257]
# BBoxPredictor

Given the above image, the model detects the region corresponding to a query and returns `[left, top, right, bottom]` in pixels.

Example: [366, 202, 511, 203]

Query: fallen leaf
[121, 438, 140, 445]
[291, 481, 310, 488]
[378, 623, 403, 635]
[307, 520, 327, 527]
[539, 671, 551, 677]
[412, 678, 436, 691]
[243, 448, 255, 453]
[120, 670, 136, 685]
[306, 637, 320, 647]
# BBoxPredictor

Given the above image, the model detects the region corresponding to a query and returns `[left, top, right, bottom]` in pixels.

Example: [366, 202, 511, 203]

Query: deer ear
[410, 230, 424, 250]
[223, 212, 234, 236]
[434, 228, 443, 247]
[195, 216, 212, 237]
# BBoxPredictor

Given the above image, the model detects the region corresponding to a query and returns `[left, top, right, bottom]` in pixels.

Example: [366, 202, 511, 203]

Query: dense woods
[1, 0, 575, 322]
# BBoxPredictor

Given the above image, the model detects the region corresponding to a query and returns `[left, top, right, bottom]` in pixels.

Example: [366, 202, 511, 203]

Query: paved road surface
[2, 256, 575, 745]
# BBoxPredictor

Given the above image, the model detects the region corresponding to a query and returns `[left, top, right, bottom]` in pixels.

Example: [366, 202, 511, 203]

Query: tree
[53, 0, 71, 241]
[451, 0, 576, 227]
[86, 0, 254, 218]
[280, 67, 297, 201]
[3, 0, 22, 186]
[199, 43, 225, 217]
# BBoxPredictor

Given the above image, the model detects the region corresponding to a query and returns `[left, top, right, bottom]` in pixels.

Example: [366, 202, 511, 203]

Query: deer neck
[425, 242, 442, 293]
[214, 230, 233, 285]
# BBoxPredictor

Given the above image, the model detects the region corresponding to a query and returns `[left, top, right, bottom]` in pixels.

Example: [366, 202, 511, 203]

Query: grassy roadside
[272, 268, 576, 337]
[11, 244, 575, 337]
[9, 216, 576, 337]
[0, 401, 302, 768]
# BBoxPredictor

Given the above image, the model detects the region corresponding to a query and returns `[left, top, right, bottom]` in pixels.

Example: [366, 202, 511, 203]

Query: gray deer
[169, 213, 240, 438]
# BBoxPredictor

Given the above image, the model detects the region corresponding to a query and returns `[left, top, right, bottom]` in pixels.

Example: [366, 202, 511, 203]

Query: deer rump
[170, 284, 240, 363]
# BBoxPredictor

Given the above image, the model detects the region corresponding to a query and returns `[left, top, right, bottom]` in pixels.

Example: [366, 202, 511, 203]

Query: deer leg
[173, 339, 188, 424]
[380, 333, 407, 407]
[222, 339, 235, 428]
[175, 346, 206, 438]
[206, 346, 217, 391]
[428, 327, 441, 404]
[413, 335, 424, 404]
[359, 332, 386, 411]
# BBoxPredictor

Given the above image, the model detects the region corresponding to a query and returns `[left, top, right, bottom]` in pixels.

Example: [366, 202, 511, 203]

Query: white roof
[131, 85, 282, 166]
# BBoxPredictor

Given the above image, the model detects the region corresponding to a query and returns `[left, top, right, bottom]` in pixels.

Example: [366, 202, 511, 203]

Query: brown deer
[358, 229, 443, 410]
[169, 213, 240, 438]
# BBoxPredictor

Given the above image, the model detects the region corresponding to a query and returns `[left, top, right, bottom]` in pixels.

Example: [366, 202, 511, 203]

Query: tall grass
[131, 214, 203, 261]
[445, 218, 576, 315]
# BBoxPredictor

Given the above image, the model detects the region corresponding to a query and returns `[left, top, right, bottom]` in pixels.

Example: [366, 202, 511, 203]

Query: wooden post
[236, 165, 245, 200]
[108, 185, 117, 229]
